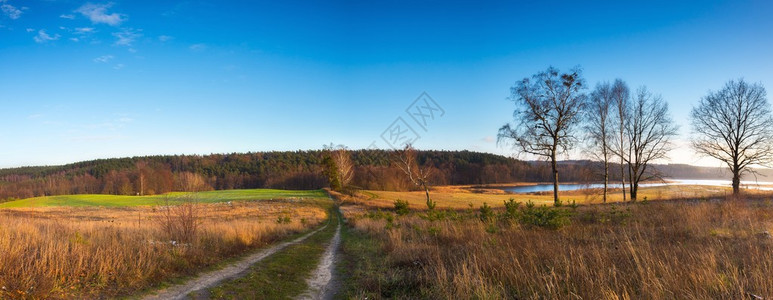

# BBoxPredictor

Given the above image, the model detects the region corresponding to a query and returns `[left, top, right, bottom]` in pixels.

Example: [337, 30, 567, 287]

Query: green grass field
[0, 189, 329, 208]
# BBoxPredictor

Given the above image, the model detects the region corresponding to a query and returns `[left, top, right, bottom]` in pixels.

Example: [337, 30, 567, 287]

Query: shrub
[502, 198, 521, 221]
[519, 201, 572, 229]
[276, 215, 291, 224]
[479, 202, 494, 222]
[394, 199, 410, 216]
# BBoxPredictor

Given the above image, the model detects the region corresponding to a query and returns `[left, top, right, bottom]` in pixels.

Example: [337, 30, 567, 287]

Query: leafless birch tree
[585, 82, 614, 202]
[623, 87, 678, 201]
[498, 66, 587, 205]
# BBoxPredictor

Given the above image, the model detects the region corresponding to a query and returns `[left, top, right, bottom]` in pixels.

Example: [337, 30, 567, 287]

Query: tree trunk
[732, 167, 740, 197]
[551, 151, 560, 206]
[628, 163, 635, 202]
[620, 159, 626, 202]
[603, 164, 608, 203]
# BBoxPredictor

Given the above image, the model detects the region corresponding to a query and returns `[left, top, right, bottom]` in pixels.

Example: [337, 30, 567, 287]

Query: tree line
[0, 150, 618, 201]
[498, 66, 773, 204]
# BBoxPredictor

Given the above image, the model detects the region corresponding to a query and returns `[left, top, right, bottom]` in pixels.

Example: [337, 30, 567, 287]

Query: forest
[0, 149, 761, 201]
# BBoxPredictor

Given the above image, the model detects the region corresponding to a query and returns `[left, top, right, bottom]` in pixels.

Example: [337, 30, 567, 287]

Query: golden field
[352, 183, 747, 210]
[0, 198, 328, 299]
[337, 187, 773, 299]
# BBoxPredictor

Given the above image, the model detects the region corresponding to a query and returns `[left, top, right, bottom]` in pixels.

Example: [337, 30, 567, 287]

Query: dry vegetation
[355, 184, 737, 210]
[341, 192, 773, 299]
[0, 199, 328, 299]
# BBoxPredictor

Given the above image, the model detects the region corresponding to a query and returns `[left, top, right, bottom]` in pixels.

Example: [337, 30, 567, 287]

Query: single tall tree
[498, 66, 587, 205]
[611, 79, 630, 202]
[690, 79, 773, 196]
[585, 82, 614, 202]
[623, 87, 678, 201]
[393, 144, 435, 210]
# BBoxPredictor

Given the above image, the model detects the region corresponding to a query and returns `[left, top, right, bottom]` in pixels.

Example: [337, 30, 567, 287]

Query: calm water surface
[501, 179, 773, 193]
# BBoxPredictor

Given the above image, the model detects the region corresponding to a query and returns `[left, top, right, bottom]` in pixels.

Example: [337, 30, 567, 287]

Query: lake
[501, 179, 773, 193]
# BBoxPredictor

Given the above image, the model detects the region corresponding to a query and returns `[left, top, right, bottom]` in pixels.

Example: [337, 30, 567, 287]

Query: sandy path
[296, 222, 342, 300]
[141, 224, 329, 300]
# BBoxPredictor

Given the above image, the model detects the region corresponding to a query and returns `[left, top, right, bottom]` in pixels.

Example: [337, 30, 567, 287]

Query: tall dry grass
[0, 200, 327, 299]
[346, 199, 773, 299]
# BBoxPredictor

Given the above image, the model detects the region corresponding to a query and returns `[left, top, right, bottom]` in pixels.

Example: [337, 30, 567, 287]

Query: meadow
[353, 183, 734, 210]
[0, 189, 331, 299]
[337, 187, 773, 299]
[0, 189, 328, 208]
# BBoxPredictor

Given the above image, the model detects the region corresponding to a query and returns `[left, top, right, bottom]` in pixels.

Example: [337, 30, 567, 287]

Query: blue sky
[1, 0, 772, 168]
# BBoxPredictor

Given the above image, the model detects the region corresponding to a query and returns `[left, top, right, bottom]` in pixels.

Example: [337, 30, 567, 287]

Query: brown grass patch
[0, 200, 328, 299]
[342, 198, 773, 299]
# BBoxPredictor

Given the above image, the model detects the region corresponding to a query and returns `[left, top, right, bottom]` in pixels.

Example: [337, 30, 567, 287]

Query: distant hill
[0, 150, 767, 200]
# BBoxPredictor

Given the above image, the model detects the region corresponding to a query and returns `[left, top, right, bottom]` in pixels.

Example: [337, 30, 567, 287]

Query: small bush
[276, 215, 291, 224]
[479, 202, 494, 222]
[502, 198, 521, 220]
[519, 201, 572, 229]
[394, 199, 410, 216]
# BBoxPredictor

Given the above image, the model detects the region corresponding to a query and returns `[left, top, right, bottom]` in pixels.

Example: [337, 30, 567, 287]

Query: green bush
[394, 199, 410, 216]
[519, 200, 572, 229]
[502, 198, 521, 220]
[479, 202, 494, 222]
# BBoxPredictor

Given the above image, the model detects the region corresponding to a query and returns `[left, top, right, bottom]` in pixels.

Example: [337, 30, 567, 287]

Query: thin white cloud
[117, 117, 133, 123]
[189, 43, 206, 51]
[113, 63, 124, 70]
[112, 28, 141, 46]
[25, 27, 33, 32]
[70, 37, 79, 42]
[482, 136, 495, 143]
[33, 30, 60, 43]
[75, 3, 126, 26]
[60, 14, 75, 19]
[158, 35, 172, 42]
[1, 2, 22, 20]
[75, 27, 94, 34]
[93, 55, 113, 63]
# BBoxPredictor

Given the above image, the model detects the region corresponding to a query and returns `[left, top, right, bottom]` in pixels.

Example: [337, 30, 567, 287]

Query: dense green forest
[0, 150, 766, 200]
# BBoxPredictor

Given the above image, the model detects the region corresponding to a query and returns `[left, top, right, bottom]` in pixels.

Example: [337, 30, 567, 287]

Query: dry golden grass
[357, 183, 749, 210]
[0, 200, 328, 299]
[343, 198, 773, 299]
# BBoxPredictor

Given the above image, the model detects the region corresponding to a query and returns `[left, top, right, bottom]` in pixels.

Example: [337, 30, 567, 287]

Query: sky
[1, 0, 772, 168]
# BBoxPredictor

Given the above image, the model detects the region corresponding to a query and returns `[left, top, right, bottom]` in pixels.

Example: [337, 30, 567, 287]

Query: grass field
[0, 189, 328, 208]
[0, 189, 332, 299]
[336, 186, 773, 299]
[351, 184, 741, 210]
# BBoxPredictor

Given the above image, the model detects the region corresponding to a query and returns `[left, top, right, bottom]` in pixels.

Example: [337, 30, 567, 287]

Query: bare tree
[323, 143, 354, 192]
[135, 160, 147, 196]
[611, 79, 630, 202]
[622, 87, 678, 201]
[584, 82, 614, 202]
[393, 144, 435, 210]
[498, 66, 587, 205]
[690, 79, 773, 196]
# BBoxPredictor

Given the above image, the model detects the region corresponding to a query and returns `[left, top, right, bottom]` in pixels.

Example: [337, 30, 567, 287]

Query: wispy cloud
[60, 14, 75, 19]
[1, 1, 22, 20]
[75, 27, 94, 34]
[482, 136, 495, 143]
[113, 63, 125, 70]
[112, 28, 141, 46]
[33, 30, 59, 43]
[158, 35, 172, 42]
[75, 3, 126, 26]
[93, 55, 113, 63]
[25, 27, 33, 32]
[189, 43, 206, 51]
